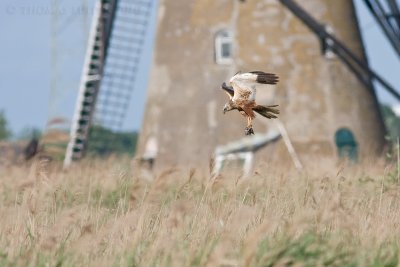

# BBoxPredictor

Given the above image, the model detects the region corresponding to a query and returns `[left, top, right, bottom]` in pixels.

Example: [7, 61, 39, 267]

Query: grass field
[0, 157, 399, 266]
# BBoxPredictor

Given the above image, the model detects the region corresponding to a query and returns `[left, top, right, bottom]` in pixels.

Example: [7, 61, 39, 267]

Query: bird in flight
[220, 71, 280, 135]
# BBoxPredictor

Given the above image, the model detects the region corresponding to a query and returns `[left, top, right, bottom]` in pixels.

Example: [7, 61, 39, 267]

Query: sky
[0, 0, 399, 136]
[0, 0, 158, 136]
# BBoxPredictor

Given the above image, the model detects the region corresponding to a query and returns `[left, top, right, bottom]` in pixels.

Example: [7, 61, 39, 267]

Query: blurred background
[0, 0, 399, 171]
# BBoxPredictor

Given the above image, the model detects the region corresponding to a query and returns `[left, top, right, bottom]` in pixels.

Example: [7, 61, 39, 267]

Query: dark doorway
[335, 128, 358, 162]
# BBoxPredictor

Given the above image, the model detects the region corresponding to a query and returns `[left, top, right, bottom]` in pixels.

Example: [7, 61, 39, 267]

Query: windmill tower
[136, 0, 395, 171]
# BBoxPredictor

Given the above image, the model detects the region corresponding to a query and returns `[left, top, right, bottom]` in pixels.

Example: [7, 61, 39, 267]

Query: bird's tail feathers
[253, 104, 280, 119]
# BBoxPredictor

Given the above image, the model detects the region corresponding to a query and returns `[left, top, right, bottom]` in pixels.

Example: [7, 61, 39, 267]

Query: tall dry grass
[0, 156, 399, 266]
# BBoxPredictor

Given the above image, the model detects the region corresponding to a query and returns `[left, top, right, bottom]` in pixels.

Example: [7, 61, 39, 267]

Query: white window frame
[322, 25, 335, 59]
[215, 30, 233, 65]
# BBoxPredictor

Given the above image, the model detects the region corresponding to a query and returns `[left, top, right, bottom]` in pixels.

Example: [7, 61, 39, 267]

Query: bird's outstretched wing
[220, 82, 234, 100]
[230, 71, 279, 102]
[248, 71, 279, 84]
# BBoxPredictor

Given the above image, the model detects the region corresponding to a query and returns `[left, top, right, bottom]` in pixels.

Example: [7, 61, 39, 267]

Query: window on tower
[215, 30, 233, 65]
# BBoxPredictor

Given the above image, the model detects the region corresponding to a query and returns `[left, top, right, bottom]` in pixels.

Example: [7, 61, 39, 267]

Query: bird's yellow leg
[247, 117, 253, 128]
[245, 117, 255, 135]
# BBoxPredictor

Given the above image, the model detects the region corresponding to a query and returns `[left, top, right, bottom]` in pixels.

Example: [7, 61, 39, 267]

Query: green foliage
[87, 125, 138, 157]
[190, 238, 219, 266]
[0, 111, 11, 140]
[252, 233, 398, 267]
[380, 104, 400, 143]
[91, 175, 131, 212]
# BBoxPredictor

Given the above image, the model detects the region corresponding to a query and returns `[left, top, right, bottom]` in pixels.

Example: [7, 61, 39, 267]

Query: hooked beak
[223, 107, 227, 114]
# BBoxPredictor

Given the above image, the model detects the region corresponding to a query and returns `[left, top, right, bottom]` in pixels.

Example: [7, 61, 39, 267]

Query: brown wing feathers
[249, 71, 279, 85]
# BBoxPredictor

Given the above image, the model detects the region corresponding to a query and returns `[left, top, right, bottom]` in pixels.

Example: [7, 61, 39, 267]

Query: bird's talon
[245, 127, 254, 135]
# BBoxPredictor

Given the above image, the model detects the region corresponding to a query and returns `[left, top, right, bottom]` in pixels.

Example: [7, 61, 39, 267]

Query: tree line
[0, 111, 138, 157]
[2, 105, 400, 156]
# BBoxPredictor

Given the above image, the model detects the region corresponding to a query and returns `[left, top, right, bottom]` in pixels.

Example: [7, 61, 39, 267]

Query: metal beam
[387, 0, 400, 35]
[278, 0, 400, 101]
[363, 0, 400, 57]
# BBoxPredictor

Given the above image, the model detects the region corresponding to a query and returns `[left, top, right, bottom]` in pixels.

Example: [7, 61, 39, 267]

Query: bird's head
[223, 102, 235, 114]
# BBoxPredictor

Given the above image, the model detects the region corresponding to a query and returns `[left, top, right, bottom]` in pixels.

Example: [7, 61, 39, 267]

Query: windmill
[64, 0, 153, 167]
[136, 0, 400, 172]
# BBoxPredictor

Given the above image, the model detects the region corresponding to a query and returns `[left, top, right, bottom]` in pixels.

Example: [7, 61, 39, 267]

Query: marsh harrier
[220, 71, 280, 135]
